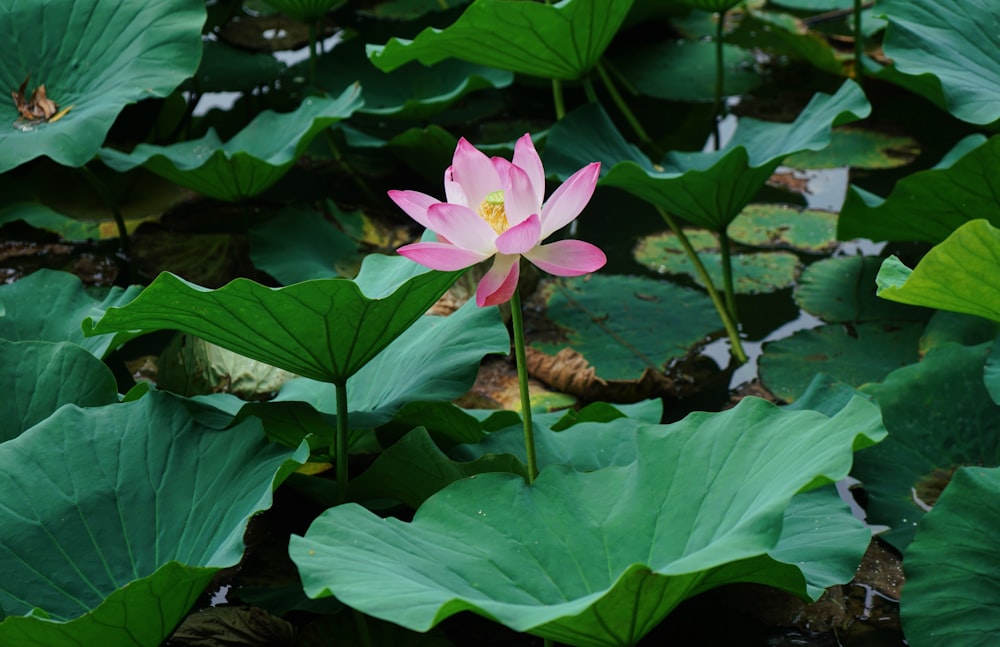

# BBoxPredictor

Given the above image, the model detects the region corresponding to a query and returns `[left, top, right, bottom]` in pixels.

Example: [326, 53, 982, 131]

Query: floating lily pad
[853, 338, 1000, 550]
[795, 256, 932, 323]
[758, 320, 925, 402]
[0, 390, 306, 645]
[84, 253, 462, 384]
[634, 229, 801, 294]
[727, 9, 843, 76]
[901, 466, 1000, 647]
[99, 88, 363, 201]
[192, 40, 286, 92]
[290, 396, 884, 645]
[876, 220, 1000, 323]
[784, 126, 919, 169]
[880, 0, 1000, 125]
[838, 136, 1000, 244]
[0, 0, 205, 173]
[530, 274, 720, 382]
[729, 203, 838, 253]
[0, 339, 118, 440]
[0, 269, 142, 358]
[367, 0, 634, 80]
[611, 40, 762, 102]
[545, 81, 870, 231]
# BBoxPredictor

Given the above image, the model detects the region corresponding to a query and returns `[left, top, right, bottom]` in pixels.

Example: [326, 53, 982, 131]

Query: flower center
[478, 190, 508, 234]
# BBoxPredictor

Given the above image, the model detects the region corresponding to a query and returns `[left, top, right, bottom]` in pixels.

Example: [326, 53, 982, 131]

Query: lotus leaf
[267, 0, 347, 22]
[0, 390, 307, 645]
[853, 336, 1000, 550]
[83, 253, 462, 384]
[0, 339, 118, 440]
[0, 269, 142, 358]
[795, 256, 931, 323]
[900, 466, 1000, 646]
[876, 220, 1000, 323]
[367, 0, 634, 80]
[838, 136, 1000, 244]
[0, 0, 205, 172]
[290, 396, 885, 645]
[880, 0, 1000, 125]
[99, 88, 363, 201]
[545, 81, 870, 231]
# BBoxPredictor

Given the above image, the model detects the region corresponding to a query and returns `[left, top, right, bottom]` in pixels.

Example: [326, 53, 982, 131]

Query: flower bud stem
[510, 286, 539, 483]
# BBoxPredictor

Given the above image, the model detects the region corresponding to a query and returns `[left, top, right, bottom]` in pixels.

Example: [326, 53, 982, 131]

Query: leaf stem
[551, 79, 566, 120]
[655, 207, 747, 364]
[717, 226, 739, 324]
[595, 59, 652, 148]
[582, 76, 599, 104]
[324, 130, 379, 204]
[510, 286, 539, 482]
[712, 10, 727, 151]
[335, 379, 349, 504]
[77, 165, 128, 253]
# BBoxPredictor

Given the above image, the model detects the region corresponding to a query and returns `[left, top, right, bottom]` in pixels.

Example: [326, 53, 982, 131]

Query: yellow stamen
[479, 190, 508, 234]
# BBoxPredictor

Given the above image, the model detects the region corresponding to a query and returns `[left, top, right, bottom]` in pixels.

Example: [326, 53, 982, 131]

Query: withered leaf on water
[12, 75, 60, 122]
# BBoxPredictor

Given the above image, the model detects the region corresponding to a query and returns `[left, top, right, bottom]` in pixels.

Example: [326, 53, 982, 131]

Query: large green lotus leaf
[295, 39, 512, 119]
[530, 274, 720, 381]
[98, 88, 363, 201]
[192, 40, 285, 93]
[0, 269, 142, 358]
[611, 40, 762, 103]
[366, 0, 634, 80]
[545, 81, 869, 231]
[838, 135, 1000, 244]
[290, 396, 885, 645]
[0, 0, 205, 173]
[0, 339, 118, 441]
[188, 299, 509, 438]
[83, 254, 462, 384]
[795, 256, 932, 324]
[901, 466, 1000, 646]
[853, 340, 1000, 550]
[758, 321, 925, 402]
[674, 0, 742, 11]
[876, 220, 1000, 323]
[0, 389, 306, 645]
[880, 0, 1000, 125]
[633, 229, 801, 294]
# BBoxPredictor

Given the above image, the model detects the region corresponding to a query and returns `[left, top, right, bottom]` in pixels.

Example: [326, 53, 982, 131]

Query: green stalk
[717, 227, 739, 324]
[656, 207, 747, 364]
[853, 0, 864, 87]
[335, 380, 350, 504]
[324, 130, 379, 204]
[77, 165, 128, 253]
[595, 59, 652, 147]
[510, 286, 539, 482]
[551, 78, 566, 120]
[711, 10, 727, 151]
[582, 76, 599, 104]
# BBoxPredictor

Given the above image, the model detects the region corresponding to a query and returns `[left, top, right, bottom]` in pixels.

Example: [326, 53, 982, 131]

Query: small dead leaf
[11, 75, 62, 123]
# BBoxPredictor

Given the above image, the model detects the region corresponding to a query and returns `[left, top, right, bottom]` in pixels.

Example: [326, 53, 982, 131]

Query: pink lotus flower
[390, 134, 606, 307]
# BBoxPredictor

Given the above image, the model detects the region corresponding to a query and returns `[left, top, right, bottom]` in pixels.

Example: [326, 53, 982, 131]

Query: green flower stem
[582, 76, 599, 104]
[854, 0, 864, 87]
[552, 78, 566, 120]
[717, 226, 739, 324]
[712, 10, 727, 151]
[77, 165, 128, 253]
[335, 379, 349, 504]
[324, 130, 379, 204]
[595, 59, 652, 147]
[510, 287, 539, 483]
[655, 206, 747, 364]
